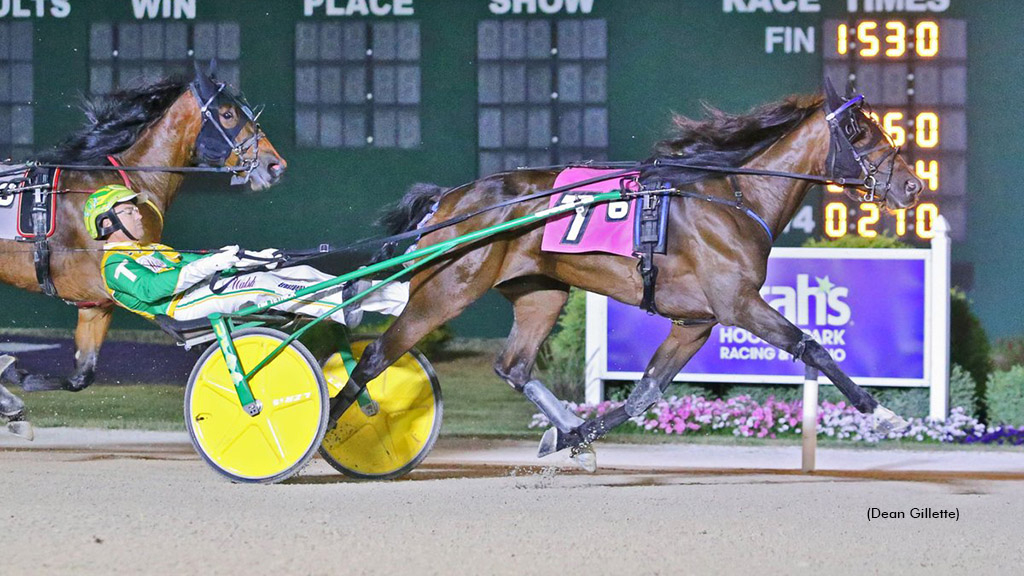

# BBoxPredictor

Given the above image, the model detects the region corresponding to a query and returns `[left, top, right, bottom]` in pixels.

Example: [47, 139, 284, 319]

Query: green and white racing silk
[100, 242, 205, 318]
[101, 241, 410, 325]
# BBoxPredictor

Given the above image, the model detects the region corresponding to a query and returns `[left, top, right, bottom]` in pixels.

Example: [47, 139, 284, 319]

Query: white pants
[169, 265, 408, 324]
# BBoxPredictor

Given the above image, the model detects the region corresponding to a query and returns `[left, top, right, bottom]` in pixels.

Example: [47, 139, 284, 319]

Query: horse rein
[279, 100, 904, 268]
[0, 79, 265, 189]
[0, 96, 901, 268]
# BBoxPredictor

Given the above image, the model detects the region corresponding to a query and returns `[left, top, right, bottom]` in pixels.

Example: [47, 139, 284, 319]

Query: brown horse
[0, 65, 286, 424]
[344, 83, 923, 469]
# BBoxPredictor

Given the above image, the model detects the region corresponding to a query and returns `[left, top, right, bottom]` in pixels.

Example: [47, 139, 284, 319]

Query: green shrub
[723, 384, 802, 403]
[950, 289, 992, 407]
[801, 233, 910, 249]
[992, 336, 1024, 371]
[656, 382, 713, 400]
[538, 288, 586, 402]
[949, 363, 980, 418]
[871, 387, 929, 419]
[985, 366, 1024, 425]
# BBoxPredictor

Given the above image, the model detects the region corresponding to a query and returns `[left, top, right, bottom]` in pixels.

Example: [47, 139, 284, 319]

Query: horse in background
[0, 64, 287, 433]
[348, 82, 923, 469]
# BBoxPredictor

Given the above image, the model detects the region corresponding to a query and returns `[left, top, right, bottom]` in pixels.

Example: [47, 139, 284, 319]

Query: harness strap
[636, 192, 664, 315]
[728, 175, 775, 241]
[32, 210, 57, 298]
[638, 250, 659, 315]
[28, 158, 144, 302]
[108, 155, 165, 229]
[27, 168, 58, 297]
[649, 158, 868, 189]
[622, 188, 774, 243]
[106, 155, 134, 189]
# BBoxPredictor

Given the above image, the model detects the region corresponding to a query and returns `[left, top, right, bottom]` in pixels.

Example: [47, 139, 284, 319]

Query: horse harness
[626, 174, 774, 321]
[15, 157, 132, 304]
[626, 93, 902, 320]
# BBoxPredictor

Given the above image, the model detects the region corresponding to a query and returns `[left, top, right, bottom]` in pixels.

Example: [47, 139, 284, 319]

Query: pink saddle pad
[540, 167, 638, 258]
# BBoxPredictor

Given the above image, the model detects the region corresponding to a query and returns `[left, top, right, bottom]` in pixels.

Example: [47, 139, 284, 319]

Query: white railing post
[929, 216, 952, 421]
[802, 365, 819, 472]
[584, 292, 607, 405]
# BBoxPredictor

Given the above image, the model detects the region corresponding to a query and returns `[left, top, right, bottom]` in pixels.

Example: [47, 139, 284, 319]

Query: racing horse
[0, 64, 286, 429]
[345, 82, 923, 469]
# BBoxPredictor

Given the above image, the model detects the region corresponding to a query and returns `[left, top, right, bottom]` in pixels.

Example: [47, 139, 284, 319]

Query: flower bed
[959, 426, 1024, 446]
[530, 395, 993, 444]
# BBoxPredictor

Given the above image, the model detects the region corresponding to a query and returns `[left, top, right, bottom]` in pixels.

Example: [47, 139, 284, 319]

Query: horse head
[823, 77, 922, 210]
[191, 61, 286, 191]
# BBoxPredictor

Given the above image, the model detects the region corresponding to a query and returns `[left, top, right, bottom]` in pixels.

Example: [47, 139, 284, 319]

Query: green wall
[1, 0, 1019, 340]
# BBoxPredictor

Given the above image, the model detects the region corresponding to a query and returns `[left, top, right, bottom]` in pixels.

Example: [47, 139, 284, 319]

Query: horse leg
[0, 355, 32, 440]
[0, 355, 24, 417]
[720, 292, 907, 432]
[493, 281, 583, 433]
[63, 306, 113, 392]
[330, 250, 503, 422]
[3, 306, 113, 392]
[540, 322, 713, 458]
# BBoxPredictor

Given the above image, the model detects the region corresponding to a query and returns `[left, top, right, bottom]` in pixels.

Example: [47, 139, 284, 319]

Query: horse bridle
[189, 79, 266, 184]
[824, 94, 901, 203]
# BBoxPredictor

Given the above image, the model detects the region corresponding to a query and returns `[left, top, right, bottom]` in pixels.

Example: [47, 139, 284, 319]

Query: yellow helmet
[84, 184, 138, 240]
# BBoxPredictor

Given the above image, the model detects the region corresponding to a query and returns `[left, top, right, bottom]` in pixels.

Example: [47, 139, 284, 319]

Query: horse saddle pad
[0, 165, 58, 241]
[540, 167, 669, 258]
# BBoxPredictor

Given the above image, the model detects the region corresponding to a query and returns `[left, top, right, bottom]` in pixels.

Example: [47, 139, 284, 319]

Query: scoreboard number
[837, 21, 940, 59]
[783, 205, 815, 235]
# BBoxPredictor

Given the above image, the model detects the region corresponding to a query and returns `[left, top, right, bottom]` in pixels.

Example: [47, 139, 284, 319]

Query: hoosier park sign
[585, 237, 952, 418]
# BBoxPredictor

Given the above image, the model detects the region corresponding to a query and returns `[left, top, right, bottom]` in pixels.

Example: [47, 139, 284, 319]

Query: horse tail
[378, 182, 447, 235]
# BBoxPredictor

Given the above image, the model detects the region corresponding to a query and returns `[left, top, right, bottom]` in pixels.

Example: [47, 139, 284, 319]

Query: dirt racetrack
[3, 437, 1024, 575]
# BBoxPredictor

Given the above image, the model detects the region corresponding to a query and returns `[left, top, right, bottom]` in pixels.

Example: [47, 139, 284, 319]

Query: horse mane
[378, 182, 447, 235]
[642, 93, 824, 185]
[35, 75, 191, 164]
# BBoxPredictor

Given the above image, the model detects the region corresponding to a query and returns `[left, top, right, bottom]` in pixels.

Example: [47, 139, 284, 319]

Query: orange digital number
[884, 21, 906, 57]
[915, 203, 939, 239]
[916, 21, 939, 58]
[857, 22, 880, 57]
[916, 112, 939, 148]
[825, 202, 848, 238]
[837, 24, 849, 55]
[915, 160, 939, 191]
[894, 209, 908, 236]
[857, 203, 880, 238]
[882, 112, 906, 147]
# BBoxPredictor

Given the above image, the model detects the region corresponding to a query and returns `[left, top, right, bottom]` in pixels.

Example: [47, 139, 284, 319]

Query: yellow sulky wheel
[185, 328, 329, 484]
[320, 339, 442, 480]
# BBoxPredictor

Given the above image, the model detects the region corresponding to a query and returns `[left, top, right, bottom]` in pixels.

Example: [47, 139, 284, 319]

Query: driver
[84, 184, 406, 325]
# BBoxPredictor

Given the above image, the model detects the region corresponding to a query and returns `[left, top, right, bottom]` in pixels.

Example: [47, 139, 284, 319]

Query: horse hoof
[7, 420, 34, 441]
[62, 375, 93, 392]
[571, 445, 597, 473]
[872, 405, 910, 435]
[538, 427, 560, 458]
[0, 355, 15, 380]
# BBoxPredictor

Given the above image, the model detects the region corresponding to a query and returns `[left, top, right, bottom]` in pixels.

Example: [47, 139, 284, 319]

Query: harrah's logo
[760, 274, 850, 327]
